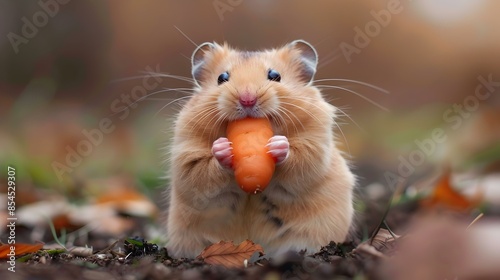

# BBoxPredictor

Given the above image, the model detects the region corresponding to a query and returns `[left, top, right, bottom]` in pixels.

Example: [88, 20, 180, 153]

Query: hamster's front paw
[267, 135, 289, 164]
[212, 137, 233, 168]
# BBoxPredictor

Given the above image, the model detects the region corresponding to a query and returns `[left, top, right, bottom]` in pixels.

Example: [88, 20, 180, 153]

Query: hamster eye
[267, 69, 281, 82]
[217, 72, 230, 85]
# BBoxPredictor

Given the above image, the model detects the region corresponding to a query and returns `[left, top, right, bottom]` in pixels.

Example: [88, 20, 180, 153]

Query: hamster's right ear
[287, 40, 318, 84]
[191, 42, 216, 86]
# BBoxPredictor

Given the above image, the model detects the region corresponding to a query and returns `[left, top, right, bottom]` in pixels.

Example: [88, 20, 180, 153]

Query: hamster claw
[212, 137, 233, 168]
[267, 135, 289, 164]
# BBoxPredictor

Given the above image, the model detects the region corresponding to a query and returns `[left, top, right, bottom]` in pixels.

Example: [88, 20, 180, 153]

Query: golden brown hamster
[165, 40, 355, 258]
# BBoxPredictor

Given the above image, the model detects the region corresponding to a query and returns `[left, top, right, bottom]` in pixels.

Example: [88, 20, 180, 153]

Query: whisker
[269, 109, 289, 136]
[280, 96, 332, 123]
[314, 78, 389, 94]
[281, 97, 344, 179]
[316, 85, 389, 112]
[282, 95, 364, 133]
[260, 81, 274, 94]
[333, 106, 366, 134]
[142, 72, 195, 83]
[145, 88, 195, 99]
[184, 106, 219, 134]
[198, 105, 224, 138]
[186, 109, 217, 136]
[280, 101, 323, 127]
[259, 81, 299, 135]
[154, 95, 193, 117]
[332, 119, 352, 158]
[277, 107, 302, 135]
[110, 73, 194, 84]
[174, 25, 198, 47]
[200, 108, 223, 138]
[142, 98, 189, 101]
[222, 82, 240, 100]
[109, 87, 194, 118]
[210, 112, 228, 141]
[279, 96, 354, 154]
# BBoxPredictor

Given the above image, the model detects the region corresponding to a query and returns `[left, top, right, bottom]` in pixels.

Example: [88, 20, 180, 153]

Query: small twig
[383, 221, 398, 240]
[110, 250, 126, 258]
[370, 179, 406, 245]
[46, 217, 67, 250]
[95, 238, 123, 254]
[466, 213, 484, 231]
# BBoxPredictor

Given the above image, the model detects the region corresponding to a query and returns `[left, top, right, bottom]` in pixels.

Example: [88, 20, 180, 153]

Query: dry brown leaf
[94, 179, 158, 217]
[370, 228, 400, 251]
[69, 204, 135, 235]
[354, 228, 400, 258]
[0, 243, 43, 259]
[197, 240, 264, 268]
[51, 214, 83, 232]
[422, 171, 480, 211]
[354, 243, 388, 259]
[17, 199, 72, 227]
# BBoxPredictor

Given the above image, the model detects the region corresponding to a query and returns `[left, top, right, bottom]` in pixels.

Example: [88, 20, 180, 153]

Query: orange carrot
[227, 118, 275, 194]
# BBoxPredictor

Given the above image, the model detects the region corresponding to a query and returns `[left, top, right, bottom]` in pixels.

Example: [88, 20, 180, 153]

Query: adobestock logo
[213, 0, 243, 21]
[340, 0, 404, 63]
[51, 65, 163, 181]
[384, 74, 500, 189]
[322, 0, 408, 66]
[7, 0, 71, 54]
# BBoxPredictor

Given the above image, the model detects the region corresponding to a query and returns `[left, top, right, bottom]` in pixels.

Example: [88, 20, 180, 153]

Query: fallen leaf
[0, 243, 43, 259]
[354, 243, 388, 259]
[422, 170, 480, 211]
[93, 178, 158, 217]
[69, 204, 135, 235]
[17, 199, 72, 227]
[51, 214, 83, 232]
[197, 240, 264, 268]
[370, 228, 400, 252]
[353, 228, 399, 258]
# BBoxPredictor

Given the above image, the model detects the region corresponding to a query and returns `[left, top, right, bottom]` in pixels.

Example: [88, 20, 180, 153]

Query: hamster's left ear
[191, 42, 216, 86]
[287, 40, 318, 84]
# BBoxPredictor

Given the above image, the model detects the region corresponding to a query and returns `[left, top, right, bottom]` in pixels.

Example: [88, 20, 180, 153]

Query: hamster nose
[239, 93, 257, 107]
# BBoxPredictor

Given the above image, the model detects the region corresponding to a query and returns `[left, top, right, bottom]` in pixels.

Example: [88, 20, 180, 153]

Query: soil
[0, 196, 406, 280]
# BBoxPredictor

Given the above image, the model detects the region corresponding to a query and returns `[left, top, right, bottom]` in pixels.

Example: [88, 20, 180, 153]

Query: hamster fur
[165, 40, 355, 258]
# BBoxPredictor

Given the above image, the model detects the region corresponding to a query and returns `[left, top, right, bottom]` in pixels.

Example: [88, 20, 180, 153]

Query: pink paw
[212, 137, 233, 168]
[267, 135, 289, 164]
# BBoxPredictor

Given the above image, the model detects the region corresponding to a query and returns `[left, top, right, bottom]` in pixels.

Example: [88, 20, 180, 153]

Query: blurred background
[1, 0, 500, 245]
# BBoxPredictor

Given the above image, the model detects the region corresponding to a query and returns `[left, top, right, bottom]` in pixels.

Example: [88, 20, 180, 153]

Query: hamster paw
[212, 137, 233, 168]
[267, 135, 289, 164]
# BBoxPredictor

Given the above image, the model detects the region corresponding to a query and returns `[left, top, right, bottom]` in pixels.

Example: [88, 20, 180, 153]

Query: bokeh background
[1, 0, 500, 244]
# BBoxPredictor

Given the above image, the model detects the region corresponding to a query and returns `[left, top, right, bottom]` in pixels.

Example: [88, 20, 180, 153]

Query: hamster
[165, 40, 355, 258]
